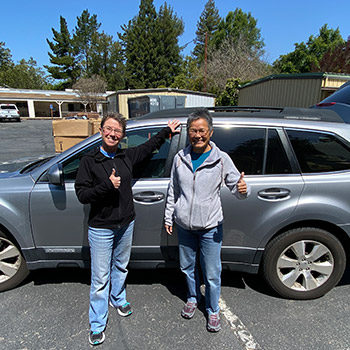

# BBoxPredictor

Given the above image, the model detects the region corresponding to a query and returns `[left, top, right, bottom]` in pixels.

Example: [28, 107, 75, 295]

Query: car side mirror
[48, 163, 64, 186]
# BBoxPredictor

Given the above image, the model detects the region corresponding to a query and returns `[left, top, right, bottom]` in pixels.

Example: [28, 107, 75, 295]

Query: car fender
[0, 176, 36, 255]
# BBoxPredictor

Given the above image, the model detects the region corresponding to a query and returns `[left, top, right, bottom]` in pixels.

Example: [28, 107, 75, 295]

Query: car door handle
[133, 191, 165, 203]
[258, 188, 290, 200]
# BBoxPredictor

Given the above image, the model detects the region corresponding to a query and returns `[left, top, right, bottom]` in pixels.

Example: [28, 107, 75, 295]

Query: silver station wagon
[1, 106, 350, 300]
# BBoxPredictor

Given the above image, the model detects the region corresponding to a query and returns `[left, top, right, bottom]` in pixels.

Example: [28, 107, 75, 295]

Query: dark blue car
[312, 80, 350, 122]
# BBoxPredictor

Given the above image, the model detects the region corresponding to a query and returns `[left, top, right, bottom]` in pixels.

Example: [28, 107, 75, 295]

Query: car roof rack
[133, 106, 344, 123]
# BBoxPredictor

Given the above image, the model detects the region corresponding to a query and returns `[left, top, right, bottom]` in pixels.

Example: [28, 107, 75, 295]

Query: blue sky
[1, 0, 350, 71]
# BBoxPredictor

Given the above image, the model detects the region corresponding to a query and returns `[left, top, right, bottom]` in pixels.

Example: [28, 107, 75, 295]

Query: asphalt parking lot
[0, 119, 350, 350]
[0, 119, 55, 173]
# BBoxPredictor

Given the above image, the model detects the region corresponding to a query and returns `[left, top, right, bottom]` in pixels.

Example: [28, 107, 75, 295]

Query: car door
[167, 125, 305, 270]
[29, 124, 179, 263]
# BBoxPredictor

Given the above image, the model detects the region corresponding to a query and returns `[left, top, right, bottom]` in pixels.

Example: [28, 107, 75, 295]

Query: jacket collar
[94, 146, 126, 162]
[180, 141, 221, 166]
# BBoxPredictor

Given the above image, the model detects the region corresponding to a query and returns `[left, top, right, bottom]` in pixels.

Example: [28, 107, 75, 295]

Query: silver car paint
[1, 116, 350, 273]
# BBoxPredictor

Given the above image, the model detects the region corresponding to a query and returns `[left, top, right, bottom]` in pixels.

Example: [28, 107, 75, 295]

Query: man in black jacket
[75, 112, 179, 346]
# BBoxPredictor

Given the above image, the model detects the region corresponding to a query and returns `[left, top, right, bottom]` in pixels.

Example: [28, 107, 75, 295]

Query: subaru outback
[0, 106, 349, 300]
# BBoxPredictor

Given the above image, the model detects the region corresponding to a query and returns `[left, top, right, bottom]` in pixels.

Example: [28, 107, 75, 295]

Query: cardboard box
[54, 136, 86, 153]
[52, 120, 92, 137]
[89, 119, 102, 135]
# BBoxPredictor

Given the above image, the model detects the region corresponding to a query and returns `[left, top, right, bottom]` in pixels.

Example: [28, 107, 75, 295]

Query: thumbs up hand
[109, 168, 121, 189]
[237, 172, 247, 194]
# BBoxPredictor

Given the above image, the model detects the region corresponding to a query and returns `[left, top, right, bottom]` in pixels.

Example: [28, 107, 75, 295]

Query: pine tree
[155, 2, 184, 86]
[119, 0, 158, 89]
[73, 9, 101, 76]
[0, 42, 13, 70]
[192, 0, 220, 64]
[45, 16, 80, 89]
[211, 8, 265, 56]
[89, 31, 125, 90]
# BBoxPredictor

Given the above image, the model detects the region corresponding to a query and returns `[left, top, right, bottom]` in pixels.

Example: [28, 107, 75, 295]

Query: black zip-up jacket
[75, 126, 171, 229]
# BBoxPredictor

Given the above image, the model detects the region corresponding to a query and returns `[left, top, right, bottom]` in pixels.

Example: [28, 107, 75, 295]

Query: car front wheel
[0, 232, 29, 292]
[262, 227, 346, 299]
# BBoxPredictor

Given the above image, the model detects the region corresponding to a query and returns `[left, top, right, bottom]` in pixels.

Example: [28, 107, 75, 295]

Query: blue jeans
[177, 224, 223, 315]
[88, 221, 134, 332]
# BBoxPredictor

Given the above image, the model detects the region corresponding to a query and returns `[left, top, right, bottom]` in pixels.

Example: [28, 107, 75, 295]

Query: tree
[192, 0, 220, 64]
[273, 24, 345, 73]
[119, 0, 158, 89]
[119, 0, 184, 89]
[170, 56, 204, 91]
[73, 9, 101, 75]
[315, 37, 350, 73]
[0, 42, 13, 70]
[154, 2, 184, 87]
[89, 31, 125, 90]
[1, 58, 50, 89]
[206, 36, 270, 94]
[215, 78, 249, 106]
[45, 16, 80, 89]
[211, 8, 265, 56]
[72, 75, 107, 112]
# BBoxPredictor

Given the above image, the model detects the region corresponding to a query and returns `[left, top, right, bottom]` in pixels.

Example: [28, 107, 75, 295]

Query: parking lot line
[219, 297, 262, 350]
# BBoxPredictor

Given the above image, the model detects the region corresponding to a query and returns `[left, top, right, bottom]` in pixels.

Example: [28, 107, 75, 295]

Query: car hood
[0, 170, 21, 179]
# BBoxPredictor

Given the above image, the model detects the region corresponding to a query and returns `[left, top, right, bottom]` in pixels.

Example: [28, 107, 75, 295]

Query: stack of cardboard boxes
[52, 114, 102, 153]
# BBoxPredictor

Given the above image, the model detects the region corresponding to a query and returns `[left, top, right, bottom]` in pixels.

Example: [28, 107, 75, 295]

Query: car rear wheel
[0, 231, 29, 291]
[262, 228, 346, 299]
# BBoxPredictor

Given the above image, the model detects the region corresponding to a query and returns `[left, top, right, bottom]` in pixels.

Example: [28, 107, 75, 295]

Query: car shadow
[21, 265, 350, 300]
[24, 267, 91, 288]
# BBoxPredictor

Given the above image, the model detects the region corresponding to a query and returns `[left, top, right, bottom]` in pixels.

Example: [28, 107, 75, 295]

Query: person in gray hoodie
[164, 108, 250, 332]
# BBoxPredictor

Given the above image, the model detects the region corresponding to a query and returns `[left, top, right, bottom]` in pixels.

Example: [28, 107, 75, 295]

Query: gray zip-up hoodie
[164, 141, 250, 230]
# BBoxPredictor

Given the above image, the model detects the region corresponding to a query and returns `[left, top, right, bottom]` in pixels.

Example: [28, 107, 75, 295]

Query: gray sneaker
[181, 301, 197, 319]
[110, 301, 133, 317]
[89, 331, 105, 346]
[207, 313, 221, 332]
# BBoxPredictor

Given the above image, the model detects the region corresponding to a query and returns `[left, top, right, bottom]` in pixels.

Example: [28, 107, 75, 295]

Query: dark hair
[101, 112, 127, 134]
[187, 108, 213, 131]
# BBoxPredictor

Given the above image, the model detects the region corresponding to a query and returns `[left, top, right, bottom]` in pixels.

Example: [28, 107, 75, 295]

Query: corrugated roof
[239, 73, 350, 89]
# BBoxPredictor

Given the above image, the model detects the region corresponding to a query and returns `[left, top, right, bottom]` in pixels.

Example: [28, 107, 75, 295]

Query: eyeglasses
[188, 128, 209, 136]
[102, 126, 123, 135]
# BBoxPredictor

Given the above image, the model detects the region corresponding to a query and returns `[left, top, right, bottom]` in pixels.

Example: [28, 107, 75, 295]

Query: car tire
[262, 227, 346, 300]
[0, 231, 29, 292]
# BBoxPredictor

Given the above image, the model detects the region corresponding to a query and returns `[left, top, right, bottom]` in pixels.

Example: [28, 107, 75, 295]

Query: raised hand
[167, 119, 181, 134]
[109, 168, 121, 189]
[237, 172, 248, 194]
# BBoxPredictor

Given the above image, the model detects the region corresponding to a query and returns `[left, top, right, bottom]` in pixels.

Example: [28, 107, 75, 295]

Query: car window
[210, 126, 292, 175]
[211, 127, 265, 175]
[0, 105, 17, 110]
[286, 129, 350, 173]
[62, 142, 100, 181]
[61, 126, 170, 182]
[266, 129, 292, 174]
[125, 127, 171, 178]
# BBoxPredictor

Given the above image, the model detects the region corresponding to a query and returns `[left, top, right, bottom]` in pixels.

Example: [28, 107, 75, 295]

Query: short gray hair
[187, 108, 213, 131]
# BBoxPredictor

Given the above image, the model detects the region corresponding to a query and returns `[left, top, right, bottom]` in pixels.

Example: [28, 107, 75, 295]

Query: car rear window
[287, 129, 350, 173]
[1, 105, 16, 110]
